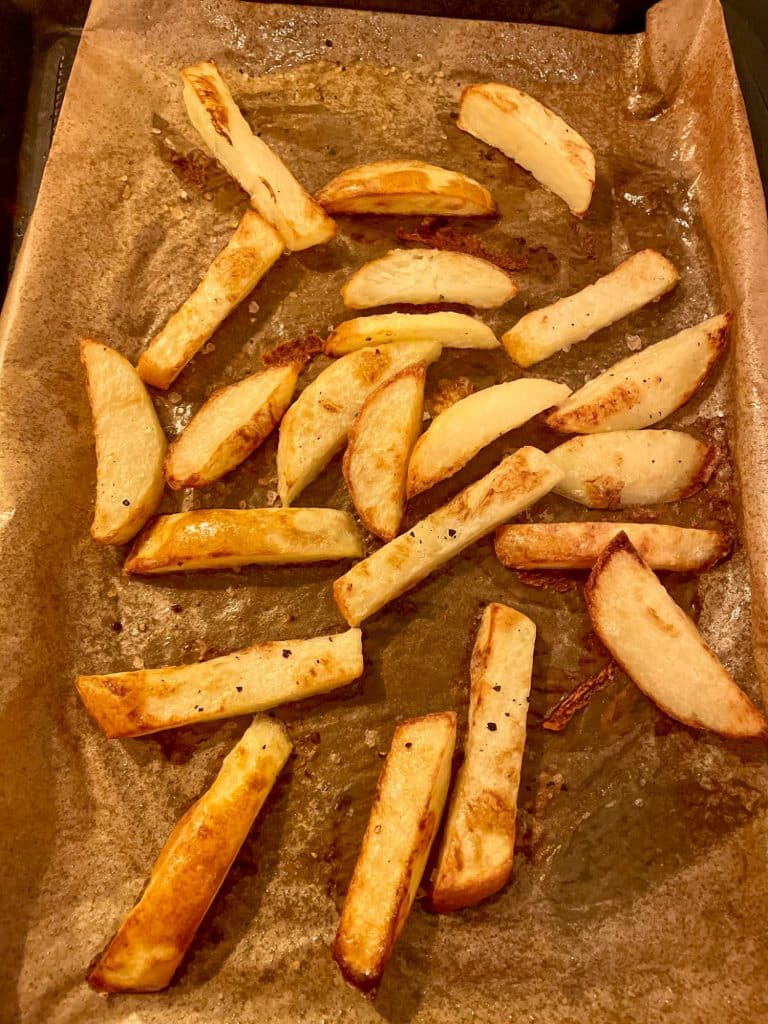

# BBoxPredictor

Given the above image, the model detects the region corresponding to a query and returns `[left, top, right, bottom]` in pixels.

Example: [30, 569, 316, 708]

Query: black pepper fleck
[405, 741, 412, 748]
[236, 686, 243, 692]
[448, 529, 457, 538]
[111, 621, 123, 633]
[492, 684, 501, 692]
[487, 722, 497, 731]
[282, 649, 292, 658]
[122, 499, 131, 507]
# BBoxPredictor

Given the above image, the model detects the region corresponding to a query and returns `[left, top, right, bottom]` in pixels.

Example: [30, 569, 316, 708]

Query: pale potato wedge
[326, 312, 499, 356]
[164, 365, 298, 489]
[80, 339, 167, 545]
[495, 522, 731, 572]
[334, 447, 562, 625]
[316, 159, 497, 217]
[181, 61, 336, 250]
[87, 717, 291, 991]
[407, 377, 570, 497]
[137, 210, 283, 390]
[431, 604, 534, 913]
[502, 250, 679, 368]
[333, 712, 456, 992]
[77, 629, 363, 738]
[343, 363, 426, 541]
[277, 340, 442, 506]
[342, 249, 518, 310]
[457, 82, 595, 216]
[585, 533, 768, 739]
[548, 430, 717, 509]
[124, 508, 362, 575]
[547, 314, 731, 433]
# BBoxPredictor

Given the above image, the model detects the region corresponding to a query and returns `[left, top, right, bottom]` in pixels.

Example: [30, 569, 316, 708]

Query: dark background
[0, 0, 766, 299]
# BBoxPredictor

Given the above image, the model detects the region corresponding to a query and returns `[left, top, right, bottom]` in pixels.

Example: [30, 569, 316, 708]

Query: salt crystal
[626, 334, 643, 351]
[150, 127, 162, 135]
[363, 729, 377, 748]
[238, 500, 247, 510]
[267, 490, 279, 506]
[132, 656, 144, 669]
[168, 392, 182, 405]
[203, 342, 216, 354]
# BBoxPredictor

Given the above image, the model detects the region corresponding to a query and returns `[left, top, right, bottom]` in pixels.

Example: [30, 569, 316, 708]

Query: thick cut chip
[334, 447, 562, 625]
[77, 629, 363, 738]
[316, 160, 497, 217]
[343, 363, 426, 541]
[342, 249, 518, 310]
[81, 339, 167, 545]
[333, 712, 456, 992]
[407, 377, 570, 497]
[546, 314, 731, 433]
[457, 82, 595, 216]
[495, 521, 731, 572]
[277, 339, 442, 506]
[181, 61, 336, 250]
[137, 210, 283, 389]
[164, 365, 298, 489]
[87, 717, 291, 991]
[585, 533, 768, 739]
[431, 604, 534, 912]
[501, 250, 679, 368]
[124, 508, 362, 574]
[326, 311, 498, 356]
[548, 430, 717, 509]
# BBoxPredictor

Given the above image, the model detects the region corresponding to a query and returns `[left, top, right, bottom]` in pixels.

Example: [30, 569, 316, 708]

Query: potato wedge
[277, 340, 441, 506]
[316, 159, 497, 217]
[457, 82, 595, 216]
[407, 377, 570, 497]
[547, 314, 731, 433]
[334, 447, 562, 625]
[164, 365, 298, 489]
[548, 430, 717, 509]
[77, 629, 363, 738]
[333, 711, 456, 992]
[431, 604, 534, 913]
[585, 533, 768, 739]
[342, 249, 518, 310]
[137, 210, 283, 390]
[87, 717, 291, 991]
[495, 521, 731, 572]
[81, 339, 167, 545]
[326, 311, 498, 356]
[343, 363, 426, 541]
[124, 508, 362, 575]
[497, 521, 731, 571]
[181, 61, 336, 251]
[501, 250, 679, 368]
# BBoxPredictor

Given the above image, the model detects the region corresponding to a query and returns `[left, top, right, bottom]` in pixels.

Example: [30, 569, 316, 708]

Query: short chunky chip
[316, 159, 497, 216]
[342, 248, 518, 310]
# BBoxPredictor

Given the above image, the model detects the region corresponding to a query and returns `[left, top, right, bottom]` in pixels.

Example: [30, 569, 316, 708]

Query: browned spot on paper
[397, 218, 528, 272]
[263, 332, 324, 369]
[425, 376, 474, 416]
[542, 662, 618, 731]
[515, 569, 581, 593]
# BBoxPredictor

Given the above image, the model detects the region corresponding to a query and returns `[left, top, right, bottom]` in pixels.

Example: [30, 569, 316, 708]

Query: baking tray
[2, 0, 768, 1021]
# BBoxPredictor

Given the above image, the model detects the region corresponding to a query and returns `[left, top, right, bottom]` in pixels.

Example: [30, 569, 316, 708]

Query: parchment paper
[2, 0, 768, 1021]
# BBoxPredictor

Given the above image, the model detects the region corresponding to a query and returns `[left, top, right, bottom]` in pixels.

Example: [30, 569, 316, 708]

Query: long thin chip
[87, 717, 291, 992]
[77, 629, 364, 738]
[334, 447, 562, 625]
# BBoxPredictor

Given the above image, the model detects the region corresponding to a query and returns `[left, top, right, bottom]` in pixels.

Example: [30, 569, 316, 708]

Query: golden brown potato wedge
[137, 210, 283, 390]
[585, 532, 768, 739]
[457, 82, 595, 216]
[495, 521, 731, 572]
[87, 717, 291, 992]
[342, 248, 518, 310]
[333, 711, 456, 992]
[334, 446, 562, 625]
[164, 365, 298, 489]
[316, 159, 497, 217]
[502, 250, 679, 368]
[548, 430, 717, 509]
[277, 340, 442, 506]
[80, 339, 167, 545]
[326, 311, 498, 356]
[431, 604, 534, 913]
[124, 508, 362, 575]
[343, 363, 426, 540]
[77, 629, 363, 738]
[546, 314, 731, 433]
[406, 377, 570, 497]
[181, 61, 336, 251]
